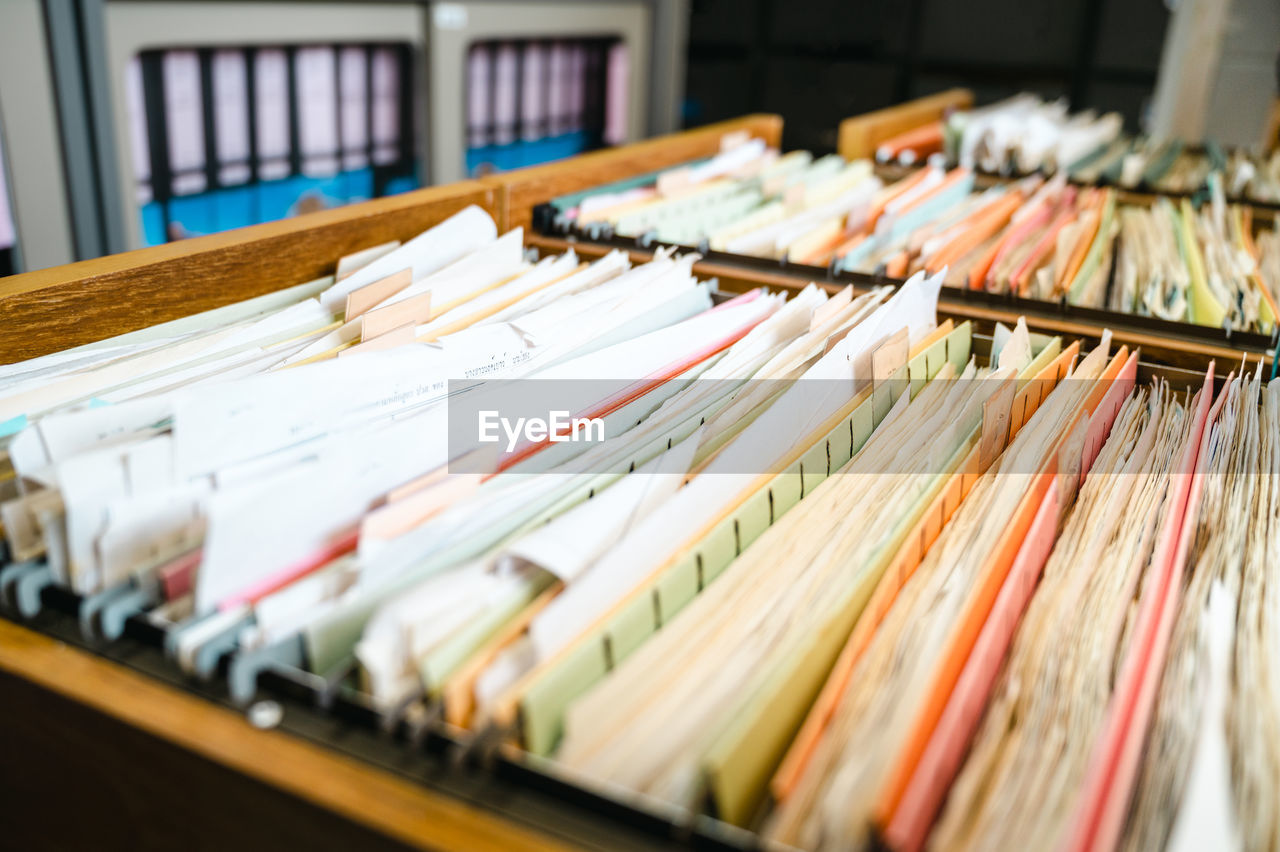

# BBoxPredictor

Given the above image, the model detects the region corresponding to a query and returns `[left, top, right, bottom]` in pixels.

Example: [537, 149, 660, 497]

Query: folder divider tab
[340, 325, 415, 358]
[344, 268, 412, 320]
[977, 374, 1016, 473]
[1080, 352, 1140, 483]
[872, 327, 911, 424]
[508, 322, 974, 756]
[361, 292, 431, 342]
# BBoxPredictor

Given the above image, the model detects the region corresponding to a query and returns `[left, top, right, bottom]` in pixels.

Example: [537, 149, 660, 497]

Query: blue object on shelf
[382, 175, 418, 197]
[140, 202, 168, 247]
[343, 167, 374, 203]
[168, 194, 217, 240]
[213, 185, 256, 232]
[138, 165, 417, 246]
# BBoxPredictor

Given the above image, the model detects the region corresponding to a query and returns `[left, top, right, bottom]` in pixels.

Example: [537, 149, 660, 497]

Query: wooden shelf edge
[837, 89, 974, 161]
[484, 115, 785, 233]
[0, 619, 578, 852]
[525, 234, 1272, 372]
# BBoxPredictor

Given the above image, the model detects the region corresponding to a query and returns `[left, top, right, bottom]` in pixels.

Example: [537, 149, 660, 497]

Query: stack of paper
[923, 370, 1208, 852]
[350, 279, 837, 712]
[555, 353, 1007, 817]
[826, 172, 1274, 331]
[555, 141, 883, 259]
[8, 192, 1280, 852]
[477, 270, 952, 755]
[2, 204, 985, 772]
[549, 146, 1277, 332]
[1119, 369, 1260, 852]
[1, 205, 823, 692]
[945, 95, 1123, 176]
[540, 323, 1117, 825]
[1255, 227, 1280, 310]
[1224, 377, 1280, 852]
[764, 337, 1131, 849]
[1151, 146, 1280, 205]
[920, 93, 1280, 203]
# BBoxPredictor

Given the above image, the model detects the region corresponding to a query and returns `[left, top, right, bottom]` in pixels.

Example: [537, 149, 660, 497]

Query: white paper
[380, 227, 525, 312]
[505, 429, 699, 582]
[37, 396, 171, 470]
[479, 249, 629, 326]
[413, 251, 578, 338]
[1168, 583, 1243, 852]
[97, 480, 209, 590]
[171, 346, 454, 479]
[194, 408, 449, 612]
[318, 205, 499, 312]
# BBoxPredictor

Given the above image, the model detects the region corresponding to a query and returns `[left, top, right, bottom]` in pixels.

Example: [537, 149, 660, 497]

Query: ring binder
[124, 42, 418, 248]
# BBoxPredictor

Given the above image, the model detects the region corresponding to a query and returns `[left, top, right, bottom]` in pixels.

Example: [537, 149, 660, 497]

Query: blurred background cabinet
[1, 0, 1274, 274]
[681, 0, 1172, 153]
[0, 0, 687, 270]
[0, 0, 79, 276]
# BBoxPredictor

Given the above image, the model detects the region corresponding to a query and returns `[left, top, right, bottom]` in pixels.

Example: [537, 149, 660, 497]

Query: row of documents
[546, 138, 1280, 333]
[1, 204, 1277, 851]
[873, 93, 1280, 205]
